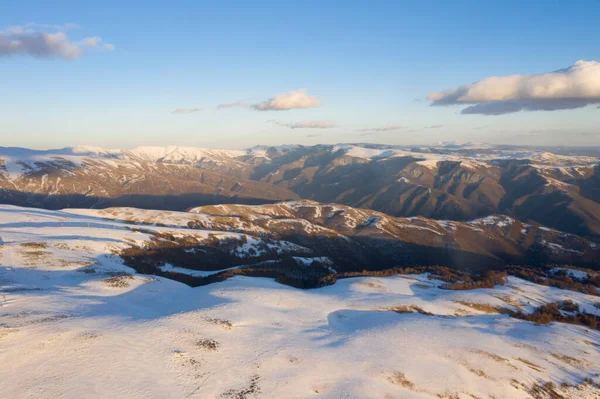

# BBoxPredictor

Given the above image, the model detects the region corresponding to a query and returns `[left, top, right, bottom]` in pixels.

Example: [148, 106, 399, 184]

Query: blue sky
[1, 0, 599, 149]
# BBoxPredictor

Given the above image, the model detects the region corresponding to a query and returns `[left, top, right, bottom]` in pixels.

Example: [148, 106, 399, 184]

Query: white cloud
[428, 60, 600, 115]
[219, 90, 321, 111]
[0, 24, 114, 59]
[268, 120, 335, 129]
[172, 108, 203, 114]
[254, 89, 320, 111]
[355, 125, 404, 132]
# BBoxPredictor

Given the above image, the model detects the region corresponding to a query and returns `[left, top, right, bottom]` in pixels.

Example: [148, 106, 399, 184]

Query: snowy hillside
[0, 204, 600, 398]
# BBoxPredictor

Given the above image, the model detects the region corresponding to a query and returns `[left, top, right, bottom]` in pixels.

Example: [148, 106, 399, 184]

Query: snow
[2, 144, 597, 183]
[1, 205, 600, 398]
[332, 143, 599, 169]
[470, 215, 515, 228]
[549, 267, 590, 280]
[126, 146, 246, 163]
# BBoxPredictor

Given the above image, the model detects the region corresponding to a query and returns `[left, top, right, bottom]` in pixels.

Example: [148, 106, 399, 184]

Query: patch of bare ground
[493, 294, 521, 307]
[459, 361, 494, 380]
[19, 242, 48, 249]
[357, 280, 387, 291]
[528, 381, 563, 399]
[204, 317, 233, 330]
[17, 242, 51, 265]
[514, 342, 540, 352]
[219, 374, 260, 399]
[455, 301, 500, 314]
[56, 259, 95, 268]
[78, 332, 100, 340]
[509, 301, 600, 331]
[103, 273, 135, 288]
[388, 305, 433, 316]
[196, 338, 220, 351]
[387, 372, 416, 390]
[436, 392, 461, 399]
[516, 357, 544, 372]
[550, 353, 586, 369]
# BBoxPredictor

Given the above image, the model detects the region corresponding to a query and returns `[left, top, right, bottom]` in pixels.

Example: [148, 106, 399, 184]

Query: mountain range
[1, 143, 599, 239]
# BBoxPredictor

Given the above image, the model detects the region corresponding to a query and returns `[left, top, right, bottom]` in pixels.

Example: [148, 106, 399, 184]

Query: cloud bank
[218, 90, 321, 111]
[0, 24, 114, 59]
[428, 60, 600, 115]
[268, 120, 335, 129]
[355, 125, 404, 133]
[172, 108, 203, 114]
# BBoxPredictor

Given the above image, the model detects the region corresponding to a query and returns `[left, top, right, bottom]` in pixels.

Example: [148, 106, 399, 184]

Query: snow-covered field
[1, 205, 599, 398]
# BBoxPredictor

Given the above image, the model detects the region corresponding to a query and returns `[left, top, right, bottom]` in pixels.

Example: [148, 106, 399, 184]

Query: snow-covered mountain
[1, 143, 599, 237]
[1, 204, 599, 398]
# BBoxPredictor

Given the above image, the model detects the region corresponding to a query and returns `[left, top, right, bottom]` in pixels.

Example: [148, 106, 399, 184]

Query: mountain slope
[1, 143, 599, 236]
[64, 200, 600, 279]
[1, 204, 599, 398]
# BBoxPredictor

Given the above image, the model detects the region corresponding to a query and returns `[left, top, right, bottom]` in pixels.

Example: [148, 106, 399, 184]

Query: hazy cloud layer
[172, 108, 203, 114]
[268, 120, 335, 129]
[219, 90, 321, 111]
[428, 60, 600, 115]
[355, 125, 404, 133]
[0, 24, 114, 59]
[216, 100, 252, 109]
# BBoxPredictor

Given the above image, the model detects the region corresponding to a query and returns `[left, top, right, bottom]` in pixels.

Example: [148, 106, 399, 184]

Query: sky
[1, 0, 599, 150]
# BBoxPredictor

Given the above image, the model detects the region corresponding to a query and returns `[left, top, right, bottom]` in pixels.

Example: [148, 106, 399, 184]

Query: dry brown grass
[204, 317, 233, 330]
[551, 353, 586, 368]
[388, 305, 433, 316]
[219, 374, 260, 399]
[528, 381, 562, 399]
[456, 301, 499, 314]
[196, 338, 220, 351]
[358, 281, 387, 291]
[388, 372, 416, 390]
[103, 274, 134, 288]
[20, 242, 48, 249]
[516, 357, 544, 372]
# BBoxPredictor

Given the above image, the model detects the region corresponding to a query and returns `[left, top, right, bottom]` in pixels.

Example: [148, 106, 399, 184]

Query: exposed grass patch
[509, 301, 600, 331]
[456, 301, 500, 314]
[204, 317, 233, 330]
[528, 381, 562, 399]
[387, 372, 416, 390]
[516, 357, 544, 372]
[388, 305, 433, 316]
[103, 274, 134, 288]
[219, 374, 260, 399]
[19, 242, 48, 249]
[196, 338, 220, 351]
[551, 353, 585, 368]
